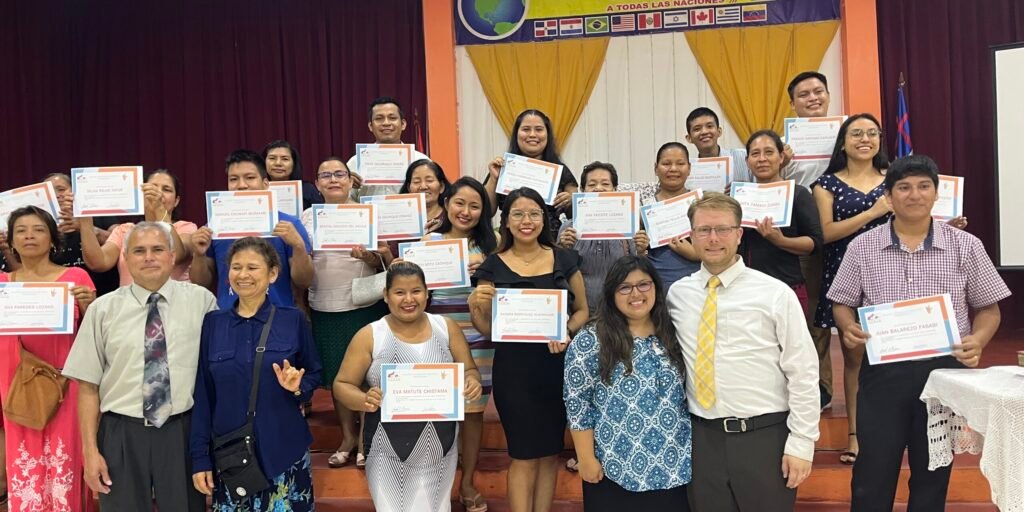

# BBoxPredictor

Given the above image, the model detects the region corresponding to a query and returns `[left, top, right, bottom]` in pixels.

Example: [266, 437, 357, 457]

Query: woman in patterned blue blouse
[563, 255, 692, 510]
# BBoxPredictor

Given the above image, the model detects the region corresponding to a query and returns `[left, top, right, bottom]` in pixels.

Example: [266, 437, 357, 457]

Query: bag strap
[246, 305, 276, 421]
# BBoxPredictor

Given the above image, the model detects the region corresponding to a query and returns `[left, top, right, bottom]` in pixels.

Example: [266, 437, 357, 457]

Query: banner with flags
[896, 78, 913, 158]
[456, 0, 840, 45]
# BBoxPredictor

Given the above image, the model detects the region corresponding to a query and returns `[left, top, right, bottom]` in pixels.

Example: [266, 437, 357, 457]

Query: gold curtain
[685, 21, 840, 143]
[466, 38, 609, 152]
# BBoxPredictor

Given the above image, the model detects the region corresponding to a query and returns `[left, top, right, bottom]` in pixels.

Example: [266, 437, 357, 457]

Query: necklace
[512, 247, 545, 264]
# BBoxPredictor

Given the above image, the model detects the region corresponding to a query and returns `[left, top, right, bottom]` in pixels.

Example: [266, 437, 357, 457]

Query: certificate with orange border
[730, 180, 795, 228]
[491, 289, 567, 343]
[572, 191, 638, 240]
[640, 189, 703, 248]
[356, 144, 414, 185]
[0, 282, 75, 335]
[311, 203, 376, 250]
[268, 180, 303, 218]
[360, 193, 427, 241]
[398, 238, 470, 289]
[784, 116, 847, 161]
[932, 175, 964, 221]
[205, 190, 279, 239]
[0, 182, 60, 227]
[381, 363, 464, 423]
[686, 156, 732, 193]
[496, 153, 564, 205]
[71, 166, 144, 217]
[859, 294, 960, 365]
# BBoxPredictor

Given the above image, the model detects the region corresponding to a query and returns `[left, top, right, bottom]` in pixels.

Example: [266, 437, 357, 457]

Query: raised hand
[272, 359, 306, 393]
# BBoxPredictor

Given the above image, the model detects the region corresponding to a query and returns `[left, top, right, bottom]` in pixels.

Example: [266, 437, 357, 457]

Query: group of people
[0, 72, 1009, 512]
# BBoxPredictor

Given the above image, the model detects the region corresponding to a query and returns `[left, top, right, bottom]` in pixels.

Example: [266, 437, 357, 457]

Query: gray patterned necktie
[143, 293, 171, 427]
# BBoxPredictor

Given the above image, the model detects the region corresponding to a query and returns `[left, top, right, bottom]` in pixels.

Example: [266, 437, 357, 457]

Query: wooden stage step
[313, 499, 998, 512]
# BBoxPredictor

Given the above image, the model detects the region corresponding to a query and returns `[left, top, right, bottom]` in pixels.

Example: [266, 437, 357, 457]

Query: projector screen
[994, 43, 1024, 268]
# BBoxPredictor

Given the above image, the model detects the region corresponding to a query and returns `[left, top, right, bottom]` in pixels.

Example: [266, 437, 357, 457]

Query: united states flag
[610, 14, 636, 32]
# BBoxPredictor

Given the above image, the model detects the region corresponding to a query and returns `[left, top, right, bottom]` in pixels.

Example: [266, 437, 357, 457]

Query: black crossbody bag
[211, 306, 276, 500]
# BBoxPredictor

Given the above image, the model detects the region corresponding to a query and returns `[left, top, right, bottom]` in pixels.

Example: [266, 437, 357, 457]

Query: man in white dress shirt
[347, 96, 429, 200]
[667, 193, 820, 511]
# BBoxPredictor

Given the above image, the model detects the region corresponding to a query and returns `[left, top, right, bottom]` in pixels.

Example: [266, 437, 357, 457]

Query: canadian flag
[690, 8, 715, 26]
[638, 12, 663, 30]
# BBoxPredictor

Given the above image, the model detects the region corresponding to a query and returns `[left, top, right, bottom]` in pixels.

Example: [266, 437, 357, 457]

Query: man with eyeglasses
[780, 70, 837, 411]
[347, 96, 429, 200]
[667, 193, 819, 512]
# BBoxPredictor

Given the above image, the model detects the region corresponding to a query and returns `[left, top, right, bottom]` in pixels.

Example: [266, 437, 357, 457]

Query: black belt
[693, 411, 788, 434]
[105, 411, 188, 427]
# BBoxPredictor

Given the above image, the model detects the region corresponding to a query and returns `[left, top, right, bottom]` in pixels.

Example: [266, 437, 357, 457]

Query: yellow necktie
[695, 275, 721, 409]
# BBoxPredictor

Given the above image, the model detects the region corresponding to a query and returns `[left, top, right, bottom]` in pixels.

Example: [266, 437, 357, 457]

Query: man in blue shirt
[190, 149, 313, 309]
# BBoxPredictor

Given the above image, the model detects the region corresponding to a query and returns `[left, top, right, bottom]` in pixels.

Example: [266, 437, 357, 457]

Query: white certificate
[639, 189, 703, 248]
[932, 175, 964, 221]
[381, 363, 464, 422]
[205, 191, 279, 239]
[0, 282, 75, 335]
[268, 180, 302, 218]
[730, 181, 795, 228]
[311, 203, 376, 250]
[496, 153, 563, 205]
[491, 289, 568, 343]
[686, 156, 732, 193]
[572, 192, 639, 240]
[356, 144, 414, 185]
[0, 182, 60, 228]
[859, 294, 960, 365]
[360, 193, 427, 241]
[784, 116, 847, 161]
[398, 238, 470, 290]
[71, 166, 144, 217]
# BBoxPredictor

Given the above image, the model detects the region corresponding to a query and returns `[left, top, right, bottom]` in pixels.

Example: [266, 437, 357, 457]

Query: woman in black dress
[469, 187, 589, 512]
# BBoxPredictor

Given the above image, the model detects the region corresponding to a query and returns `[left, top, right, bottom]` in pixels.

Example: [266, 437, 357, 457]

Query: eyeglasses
[692, 225, 739, 238]
[848, 129, 881, 139]
[317, 171, 350, 181]
[509, 210, 544, 221]
[616, 280, 654, 295]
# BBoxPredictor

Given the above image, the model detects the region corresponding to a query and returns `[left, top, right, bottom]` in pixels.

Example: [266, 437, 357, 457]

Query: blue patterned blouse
[563, 326, 692, 492]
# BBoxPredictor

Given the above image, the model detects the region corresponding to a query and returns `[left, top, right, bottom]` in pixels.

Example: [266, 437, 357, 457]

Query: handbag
[212, 306, 276, 501]
[3, 337, 69, 430]
[351, 253, 386, 307]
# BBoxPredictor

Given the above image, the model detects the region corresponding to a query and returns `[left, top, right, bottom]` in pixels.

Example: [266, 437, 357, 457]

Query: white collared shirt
[781, 159, 829, 189]
[667, 258, 820, 461]
[347, 148, 430, 200]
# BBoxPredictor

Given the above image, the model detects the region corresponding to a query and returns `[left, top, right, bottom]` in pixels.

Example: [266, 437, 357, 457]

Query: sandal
[356, 452, 367, 469]
[839, 432, 858, 465]
[328, 447, 356, 468]
[0, 489, 7, 505]
[459, 492, 488, 512]
[565, 457, 579, 472]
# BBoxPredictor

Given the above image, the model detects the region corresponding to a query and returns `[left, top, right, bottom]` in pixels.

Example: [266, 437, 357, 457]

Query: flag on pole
[896, 74, 913, 158]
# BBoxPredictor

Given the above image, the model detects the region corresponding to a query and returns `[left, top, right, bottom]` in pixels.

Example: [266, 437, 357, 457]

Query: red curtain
[877, 0, 1024, 325]
[0, 0, 427, 220]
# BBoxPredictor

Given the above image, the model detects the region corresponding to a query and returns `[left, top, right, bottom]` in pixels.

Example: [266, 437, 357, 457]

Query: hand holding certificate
[859, 294, 961, 365]
[360, 193, 427, 241]
[491, 289, 568, 342]
[268, 180, 303, 218]
[496, 153, 563, 205]
[356, 144, 414, 186]
[381, 363, 464, 422]
[686, 157, 732, 193]
[932, 175, 964, 221]
[730, 181, 795, 228]
[784, 116, 847, 161]
[398, 238, 470, 289]
[639, 190, 703, 248]
[572, 192, 638, 240]
[0, 182, 60, 228]
[71, 166, 145, 217]
[0, 282, 75, 335]
[311, 203, 376, 250]
[205, 191, 279, 239]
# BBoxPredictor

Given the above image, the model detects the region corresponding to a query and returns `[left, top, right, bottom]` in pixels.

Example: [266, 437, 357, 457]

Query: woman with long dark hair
[468, 187, 589, 512]
[263, 140, 324, 210]
[564, 256, 691, 510]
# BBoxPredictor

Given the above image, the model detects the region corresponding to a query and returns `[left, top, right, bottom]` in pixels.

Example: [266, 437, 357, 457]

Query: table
[921, 366, 1024, 511]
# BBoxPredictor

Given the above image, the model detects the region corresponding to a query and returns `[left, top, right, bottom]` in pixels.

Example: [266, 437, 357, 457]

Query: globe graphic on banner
[458, 0, 528, 41]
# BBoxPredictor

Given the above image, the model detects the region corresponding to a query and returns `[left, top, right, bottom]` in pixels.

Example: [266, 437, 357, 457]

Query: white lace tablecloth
[920, 366, 1024, 511]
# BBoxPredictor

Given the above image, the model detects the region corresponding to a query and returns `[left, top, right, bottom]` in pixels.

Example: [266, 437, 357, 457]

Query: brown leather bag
[3, 338, 69, 430]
